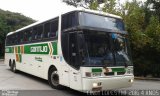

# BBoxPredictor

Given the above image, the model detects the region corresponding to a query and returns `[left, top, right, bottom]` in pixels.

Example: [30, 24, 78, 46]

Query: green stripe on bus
[24, 42, 57, 55]
[111, 68, 126, 72]
[52, 42, 57, 55]
[19, 54, 22, 62]
[5, 42, 58, 55]
[92, 68, 102, 72]
[5, 47, 14, 53]
[18, 46, 21, 53]
[24, 43, 50, 54]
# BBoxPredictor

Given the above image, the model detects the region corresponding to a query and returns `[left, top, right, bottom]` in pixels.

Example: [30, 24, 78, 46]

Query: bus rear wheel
[9, 60, 12, 70]
[48, 69, 63, 89]
[11, 60, 18, 73]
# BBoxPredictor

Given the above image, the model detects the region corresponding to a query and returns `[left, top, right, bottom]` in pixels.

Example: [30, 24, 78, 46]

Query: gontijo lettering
[30, 46, 48, 53]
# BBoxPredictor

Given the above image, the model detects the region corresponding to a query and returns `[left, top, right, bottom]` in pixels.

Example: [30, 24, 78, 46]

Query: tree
[102, 0, 117, 14]
[62, 0, 104, 9]
[146, 0, 160, 21]
[0, 9, 35, 58]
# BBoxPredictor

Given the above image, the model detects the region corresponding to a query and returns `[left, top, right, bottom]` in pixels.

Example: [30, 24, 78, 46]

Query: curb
[135, 77, 160, 81]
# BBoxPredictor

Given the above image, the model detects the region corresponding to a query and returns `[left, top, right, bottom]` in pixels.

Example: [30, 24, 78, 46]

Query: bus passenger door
[68, 32, 82, 90]
[60, 33, 70, 87]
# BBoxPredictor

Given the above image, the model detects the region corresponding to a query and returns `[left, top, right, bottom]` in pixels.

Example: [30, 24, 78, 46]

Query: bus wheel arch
[48, 65, 63, 89]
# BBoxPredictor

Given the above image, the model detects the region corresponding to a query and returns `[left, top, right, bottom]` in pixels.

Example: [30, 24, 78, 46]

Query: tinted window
[28, 29, 33, 42]
[43, 19, 58, 39]
[61, 33, 69, 63]
[11, 34, 15, 45]
[14, 33, 19, 45]
[20, 31, 24, 43]
[32, 27, 38, 41]
[61, 11, 78, 30]
[6, 35, 12, 46]
[23, 30, 28, 42]
[50, 19, 58, 38]
[37, 25, 43, 39]
[79, 12, 125, 31]
[6, 17, 59, 46]
[61, 32, 87, 69]
[44, 22, 51, 39]
[17, 32, 21, 44]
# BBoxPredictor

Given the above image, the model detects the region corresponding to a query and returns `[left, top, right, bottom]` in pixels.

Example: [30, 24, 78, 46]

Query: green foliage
[146, 16, 160, 51]
[102, 0, 117, 14]
[146, 0, 160, 21]
[89, 0, 99, 10]
[62, 0, 104, 9]
[0, 9, 35, 58]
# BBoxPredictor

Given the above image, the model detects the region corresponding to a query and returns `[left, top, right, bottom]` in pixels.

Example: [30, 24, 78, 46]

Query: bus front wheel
[48, 69, 63, 89]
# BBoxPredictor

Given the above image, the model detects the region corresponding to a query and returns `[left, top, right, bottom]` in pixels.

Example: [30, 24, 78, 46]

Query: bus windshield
[81, 30, 132, 67]
[79, 12, 125, 31]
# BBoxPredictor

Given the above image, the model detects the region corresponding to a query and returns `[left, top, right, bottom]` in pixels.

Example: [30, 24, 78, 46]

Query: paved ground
[0, 61, 160, 96]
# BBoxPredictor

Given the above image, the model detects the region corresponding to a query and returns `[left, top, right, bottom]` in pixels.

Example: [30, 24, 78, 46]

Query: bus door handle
[65, 70, 68, 72]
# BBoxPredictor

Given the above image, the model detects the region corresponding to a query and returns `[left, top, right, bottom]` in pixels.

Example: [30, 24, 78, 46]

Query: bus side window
[14, 33, 18, 45]
[50, 19, 58, 38]
[11, 34, 15, 45]
[37, 25, 43, 40]
[17, 32, 21, 44]
[44, 22, 51, 39]
[23, 31, 28, 42]
[6, 37, 8, 46]
[10, 35, 13, 45]
[32, 27, 38, 41]
[61, 12, 78, 31]
[20, 31, 24, 43]
[27, 29, 32, 42]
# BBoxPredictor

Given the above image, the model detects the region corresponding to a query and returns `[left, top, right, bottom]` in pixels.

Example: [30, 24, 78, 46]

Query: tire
[48, 69, 63, 89]
[9, 60, 12, 70]
[11, 60, 18, 73]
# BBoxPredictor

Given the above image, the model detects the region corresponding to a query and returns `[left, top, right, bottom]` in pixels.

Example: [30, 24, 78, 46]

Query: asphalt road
[0, 61, 160, 96]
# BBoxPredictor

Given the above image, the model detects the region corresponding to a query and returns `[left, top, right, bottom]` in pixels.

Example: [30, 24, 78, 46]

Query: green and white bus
[5, 9, 134, 92]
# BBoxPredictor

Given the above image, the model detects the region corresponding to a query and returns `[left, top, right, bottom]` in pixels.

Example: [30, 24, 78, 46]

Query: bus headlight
[93, 83, 98, 87]
[129, 79, 134, 83]
[93, 82, 102, 87]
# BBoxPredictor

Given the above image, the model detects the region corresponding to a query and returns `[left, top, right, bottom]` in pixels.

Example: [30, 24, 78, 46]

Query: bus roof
[7, 8, 122, 36]
[7, 32, 15, 36]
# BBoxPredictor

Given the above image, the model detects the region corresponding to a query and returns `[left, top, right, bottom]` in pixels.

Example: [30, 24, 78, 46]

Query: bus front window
[81, 30, 132, 67]
[82, 30, 114, 66]
[111, 33, 132, 66]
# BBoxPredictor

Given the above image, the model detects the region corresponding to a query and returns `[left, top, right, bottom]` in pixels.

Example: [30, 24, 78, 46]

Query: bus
[5, 9, 134, 92]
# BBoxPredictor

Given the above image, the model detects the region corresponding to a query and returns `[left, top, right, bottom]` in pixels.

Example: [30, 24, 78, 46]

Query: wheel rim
[51, 72, 59, 86]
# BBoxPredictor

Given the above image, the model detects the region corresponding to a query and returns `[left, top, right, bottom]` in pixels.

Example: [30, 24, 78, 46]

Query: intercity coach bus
[5, 9, 134, 92]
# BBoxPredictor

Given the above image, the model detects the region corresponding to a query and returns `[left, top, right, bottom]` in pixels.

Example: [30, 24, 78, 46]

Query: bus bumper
[82, 75, 134, 92]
